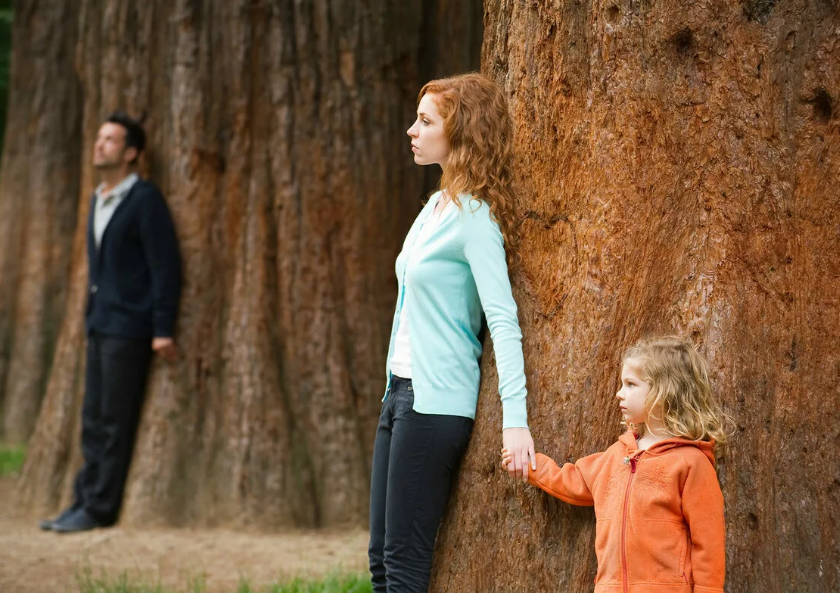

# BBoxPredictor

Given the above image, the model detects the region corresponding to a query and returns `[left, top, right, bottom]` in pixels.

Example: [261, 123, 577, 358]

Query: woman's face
[407, 93, 451, 168]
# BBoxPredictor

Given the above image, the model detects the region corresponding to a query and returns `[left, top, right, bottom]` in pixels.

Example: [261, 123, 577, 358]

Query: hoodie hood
[618, 429, 717, 467]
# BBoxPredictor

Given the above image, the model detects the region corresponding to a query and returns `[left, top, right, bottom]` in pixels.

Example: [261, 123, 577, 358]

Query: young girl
[368, 73, 535, 593]
[503, 336, 728, 593]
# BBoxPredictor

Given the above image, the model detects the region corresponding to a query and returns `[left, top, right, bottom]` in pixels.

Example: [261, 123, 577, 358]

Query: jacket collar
[94, 172, 140, 203]
[619, 429, 717, 467]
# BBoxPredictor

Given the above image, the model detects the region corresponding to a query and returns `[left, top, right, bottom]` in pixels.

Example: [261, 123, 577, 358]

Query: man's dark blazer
[85, 179, 182, 339]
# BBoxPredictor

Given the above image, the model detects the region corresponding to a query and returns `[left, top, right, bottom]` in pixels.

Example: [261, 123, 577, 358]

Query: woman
[368, 73, 535, 592]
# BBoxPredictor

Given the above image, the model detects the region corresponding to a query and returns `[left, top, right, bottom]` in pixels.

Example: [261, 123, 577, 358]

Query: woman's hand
[501, 427, 536, 482]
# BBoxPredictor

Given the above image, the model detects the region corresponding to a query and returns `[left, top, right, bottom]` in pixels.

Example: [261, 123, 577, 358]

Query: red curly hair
[419, 73, 517, 248]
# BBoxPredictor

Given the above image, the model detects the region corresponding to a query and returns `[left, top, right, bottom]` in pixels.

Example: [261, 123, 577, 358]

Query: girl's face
[616, 359, 652, 425]
[407, 93, 451, 168]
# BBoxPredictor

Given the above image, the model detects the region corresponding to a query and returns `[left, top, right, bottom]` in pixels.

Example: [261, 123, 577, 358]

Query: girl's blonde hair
[418, 73, 517, 248]
[623, 336, 731, 446]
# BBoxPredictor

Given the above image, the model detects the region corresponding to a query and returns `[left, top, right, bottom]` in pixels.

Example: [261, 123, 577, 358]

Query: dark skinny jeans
[368, 376, 474, 593]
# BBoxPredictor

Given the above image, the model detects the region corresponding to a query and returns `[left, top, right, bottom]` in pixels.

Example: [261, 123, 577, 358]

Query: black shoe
[52, 508, 102, 533]
[38, 504, 81, 531]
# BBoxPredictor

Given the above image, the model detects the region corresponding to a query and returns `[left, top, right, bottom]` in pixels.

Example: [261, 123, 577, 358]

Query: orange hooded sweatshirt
[528, 431, 725, 593]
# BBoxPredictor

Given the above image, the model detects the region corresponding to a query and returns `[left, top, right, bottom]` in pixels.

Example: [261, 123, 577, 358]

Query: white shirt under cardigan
[389, 200, 451, 379]
[93, 173, 139, 248]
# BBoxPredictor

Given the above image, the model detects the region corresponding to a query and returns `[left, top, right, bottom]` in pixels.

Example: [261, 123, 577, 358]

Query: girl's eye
[422, 119, 430, 125]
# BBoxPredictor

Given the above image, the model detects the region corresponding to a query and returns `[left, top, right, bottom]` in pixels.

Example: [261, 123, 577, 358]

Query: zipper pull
[630, 457, 637, 473]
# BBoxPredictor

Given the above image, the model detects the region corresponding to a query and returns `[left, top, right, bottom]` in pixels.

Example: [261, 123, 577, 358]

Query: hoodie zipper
[621, 453, 641, 593]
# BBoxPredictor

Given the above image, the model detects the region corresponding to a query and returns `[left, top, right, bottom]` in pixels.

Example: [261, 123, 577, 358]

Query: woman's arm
[460, 200, 527, 429]
[461, 198, 534, 479]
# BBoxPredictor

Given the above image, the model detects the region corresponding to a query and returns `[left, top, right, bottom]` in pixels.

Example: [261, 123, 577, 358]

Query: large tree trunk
[11, 0, 481, 528]
[432, 2, 839, 593]
[0, 0, 82, 444]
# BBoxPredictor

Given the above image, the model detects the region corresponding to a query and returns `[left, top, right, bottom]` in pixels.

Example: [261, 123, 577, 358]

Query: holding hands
[501, 427, 536, 482]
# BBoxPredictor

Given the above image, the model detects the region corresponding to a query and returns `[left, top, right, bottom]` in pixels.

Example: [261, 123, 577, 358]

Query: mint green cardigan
[384, 191, 528, 429]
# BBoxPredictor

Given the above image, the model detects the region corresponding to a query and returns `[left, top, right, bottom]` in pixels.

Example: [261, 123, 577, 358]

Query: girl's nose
[407, 124, 417, 137]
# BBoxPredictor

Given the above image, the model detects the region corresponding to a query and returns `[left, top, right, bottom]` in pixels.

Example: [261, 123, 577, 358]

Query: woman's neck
[433, 189, 452, 215]
[433, 197, 446, 215]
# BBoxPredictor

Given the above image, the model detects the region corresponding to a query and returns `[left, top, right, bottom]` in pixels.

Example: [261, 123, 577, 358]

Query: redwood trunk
[11, 0, 481, 528]
[0, 0, 82, 444]
[432, 2, 840, 593]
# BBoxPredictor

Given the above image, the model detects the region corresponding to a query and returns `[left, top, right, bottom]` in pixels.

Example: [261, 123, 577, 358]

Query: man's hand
[501, 427, 536, 482]
[152, 337, 177, 362]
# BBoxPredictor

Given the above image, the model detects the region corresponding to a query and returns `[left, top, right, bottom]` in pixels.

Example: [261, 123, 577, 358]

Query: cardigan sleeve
[460, 198, 528, 429]
[138, 187, 182, 338]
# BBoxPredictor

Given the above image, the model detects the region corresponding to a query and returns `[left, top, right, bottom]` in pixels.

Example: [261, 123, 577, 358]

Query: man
[39, 112, 182, 533]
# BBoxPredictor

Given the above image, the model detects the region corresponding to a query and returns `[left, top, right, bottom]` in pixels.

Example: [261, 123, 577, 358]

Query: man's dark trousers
[72, 333, 152, 525]
[74, 333, 152, 525]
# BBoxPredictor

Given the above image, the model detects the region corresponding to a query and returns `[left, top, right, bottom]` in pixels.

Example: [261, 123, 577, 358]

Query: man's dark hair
[105, 111, 146, 164]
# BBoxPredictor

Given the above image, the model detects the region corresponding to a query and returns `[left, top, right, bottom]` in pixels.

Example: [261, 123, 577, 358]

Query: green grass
[260, 573, 371, 593]
[0, 443, 25, 476]
[74, 567, 372, 593]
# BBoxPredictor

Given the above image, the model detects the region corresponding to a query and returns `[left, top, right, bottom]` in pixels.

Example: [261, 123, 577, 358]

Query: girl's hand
[500, 447, 513, 470]
[501, 428, 536, 482]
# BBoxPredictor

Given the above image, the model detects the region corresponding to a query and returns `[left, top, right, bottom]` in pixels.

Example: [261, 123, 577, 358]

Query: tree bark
[11, 0, 481, 528]
[432, 2, 840, 592]
[0, 0, 82, 444]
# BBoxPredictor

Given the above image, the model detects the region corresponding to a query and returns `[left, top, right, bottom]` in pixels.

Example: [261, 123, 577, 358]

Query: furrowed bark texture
[431, 2, 839, 592]
[0, 0, 82, 444]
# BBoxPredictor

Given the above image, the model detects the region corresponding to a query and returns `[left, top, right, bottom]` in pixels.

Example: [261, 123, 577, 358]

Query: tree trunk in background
[432, 2, 839, 593]
[0, 0, 82, 443]
[419, 0, 483, 195]
[10, 0, 481, 528]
